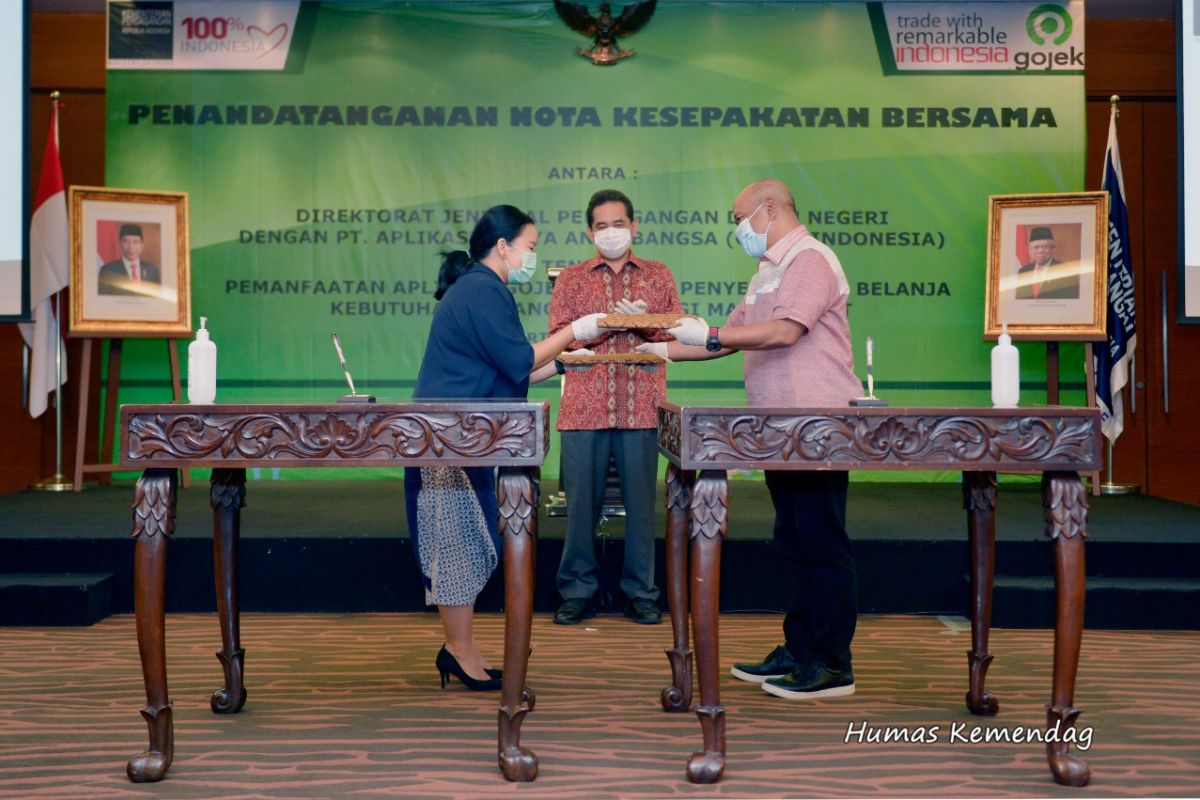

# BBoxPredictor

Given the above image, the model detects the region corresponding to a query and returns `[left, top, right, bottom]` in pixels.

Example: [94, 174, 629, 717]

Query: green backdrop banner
[104, 0, 1087, 480]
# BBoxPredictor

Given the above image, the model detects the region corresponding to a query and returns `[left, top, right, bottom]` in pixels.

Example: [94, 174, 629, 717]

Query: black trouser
[764, 470, 856, 672]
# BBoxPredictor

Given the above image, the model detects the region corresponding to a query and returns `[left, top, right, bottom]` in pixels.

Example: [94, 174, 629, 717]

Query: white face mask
[593, 227, 632, 260]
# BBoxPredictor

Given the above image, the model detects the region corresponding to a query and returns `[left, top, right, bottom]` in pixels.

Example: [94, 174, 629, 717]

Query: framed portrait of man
[68, 187, 191, 337]
[984, 192, 1109, 341]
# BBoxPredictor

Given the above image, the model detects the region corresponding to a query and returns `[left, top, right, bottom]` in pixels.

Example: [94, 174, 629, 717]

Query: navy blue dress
[405, 263, 535, 604]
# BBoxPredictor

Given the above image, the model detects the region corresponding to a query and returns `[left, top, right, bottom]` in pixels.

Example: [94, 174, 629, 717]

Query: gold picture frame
[69, 186, 191, 337]
[984, 191, 1108, 341]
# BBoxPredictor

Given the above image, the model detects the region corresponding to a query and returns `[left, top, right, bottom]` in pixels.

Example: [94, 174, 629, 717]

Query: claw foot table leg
[127, 469, 176, 782]
[211, 469, 248, 714]
[963, 471, 999, 716]
[497, 467, 539, 781]
[1043, 472, 1091, 787]
[686, 470, 727, 783]
[687, 704, 726, 783]
[212, 648, 247, 714]
[127, 703, 173, 782]
[662, 465, 694, 712]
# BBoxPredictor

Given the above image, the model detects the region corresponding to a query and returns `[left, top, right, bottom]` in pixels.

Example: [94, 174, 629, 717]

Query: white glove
[614, 298, 649, 315]
[571, 312, 607, 341]
[634, 342, 670, 360]
[570, 347, 595, 356]
[667, 316, 710, 347]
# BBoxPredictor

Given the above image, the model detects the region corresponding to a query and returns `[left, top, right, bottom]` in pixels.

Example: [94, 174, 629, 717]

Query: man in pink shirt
[643, 178, 861, 700]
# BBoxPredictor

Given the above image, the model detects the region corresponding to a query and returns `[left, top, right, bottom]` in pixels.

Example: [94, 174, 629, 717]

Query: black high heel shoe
[436, 646, 502, 691]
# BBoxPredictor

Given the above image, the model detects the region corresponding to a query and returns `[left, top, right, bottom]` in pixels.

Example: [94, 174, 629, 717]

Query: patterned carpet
[1, 613, 1197, 799]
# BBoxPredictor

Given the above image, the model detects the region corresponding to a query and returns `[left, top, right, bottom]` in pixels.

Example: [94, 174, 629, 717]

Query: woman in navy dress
[406, 204, 605, 690]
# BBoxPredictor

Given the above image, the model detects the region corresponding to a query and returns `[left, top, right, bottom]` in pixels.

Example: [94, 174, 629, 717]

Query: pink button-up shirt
[727, 225, 862, 407]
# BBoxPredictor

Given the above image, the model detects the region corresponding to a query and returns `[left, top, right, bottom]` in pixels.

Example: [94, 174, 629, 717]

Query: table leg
[496, 467, 539, 782]
[1043, 471, 1091, 787]
[661, 464, 694, 712]
[126, 468, 176, 783]
[210, 468, 248, 714]
[686, 469, 727, 783]
[963, 471, 999, 716]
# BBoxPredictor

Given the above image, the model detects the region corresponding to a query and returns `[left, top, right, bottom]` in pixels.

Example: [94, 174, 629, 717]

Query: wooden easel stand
[73, 337, 191, 491]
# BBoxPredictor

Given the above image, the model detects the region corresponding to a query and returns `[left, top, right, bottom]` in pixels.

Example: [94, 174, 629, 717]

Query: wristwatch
[554, 359, 566, 376]
[705, 326, 722, 352]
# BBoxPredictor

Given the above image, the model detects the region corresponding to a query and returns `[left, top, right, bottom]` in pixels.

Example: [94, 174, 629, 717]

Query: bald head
[733, 179, 800, 250]
[736, 179, 797, 215]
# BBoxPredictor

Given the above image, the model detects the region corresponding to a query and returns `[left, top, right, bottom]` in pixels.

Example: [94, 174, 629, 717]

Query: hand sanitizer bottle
[187, 316, 217, 404]
[990, 323, 1019, 407]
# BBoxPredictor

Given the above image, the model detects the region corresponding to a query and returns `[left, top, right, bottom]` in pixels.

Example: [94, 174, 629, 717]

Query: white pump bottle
[990, 323, 1019, 407]
[187, 316, 217, 404]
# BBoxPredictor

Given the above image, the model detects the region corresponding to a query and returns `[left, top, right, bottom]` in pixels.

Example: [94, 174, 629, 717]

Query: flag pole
[21, 343, 30, 409]
[1098, 95, 1139, 496]
[31, 92, 73, 493]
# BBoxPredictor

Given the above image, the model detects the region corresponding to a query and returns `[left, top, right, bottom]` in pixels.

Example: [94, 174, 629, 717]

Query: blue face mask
[735, 202, 771, 259]
[507, 247, 538, 284]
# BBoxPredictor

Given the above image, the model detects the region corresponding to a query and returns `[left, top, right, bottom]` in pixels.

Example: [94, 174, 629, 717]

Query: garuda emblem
[554, 1, 657, 65]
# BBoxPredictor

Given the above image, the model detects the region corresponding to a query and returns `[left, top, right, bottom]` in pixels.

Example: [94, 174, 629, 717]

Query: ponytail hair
[432, 204, 535, 300]
[435, 250, 474, 300]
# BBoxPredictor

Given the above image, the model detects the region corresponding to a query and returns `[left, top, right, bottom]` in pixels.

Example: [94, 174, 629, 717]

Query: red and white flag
[19, 98, 70, 418]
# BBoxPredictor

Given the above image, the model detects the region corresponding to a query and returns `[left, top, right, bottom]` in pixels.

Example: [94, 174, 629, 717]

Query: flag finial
[1110, 94, 1120, 117]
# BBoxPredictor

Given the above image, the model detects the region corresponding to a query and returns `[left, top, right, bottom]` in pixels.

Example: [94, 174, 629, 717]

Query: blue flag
[1094, 107, 1136, 442]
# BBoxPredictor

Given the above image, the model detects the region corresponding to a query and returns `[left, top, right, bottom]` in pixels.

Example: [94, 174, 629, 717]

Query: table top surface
[658, 401, 1101, 416]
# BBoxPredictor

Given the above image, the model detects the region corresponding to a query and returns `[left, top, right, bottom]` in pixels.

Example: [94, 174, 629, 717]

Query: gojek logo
[1013, 2, 1081, 70]
[1026, 4, 1073, 46]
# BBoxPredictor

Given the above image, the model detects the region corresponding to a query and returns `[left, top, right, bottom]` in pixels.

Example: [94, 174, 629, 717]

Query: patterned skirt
[403, 466, 500, 606]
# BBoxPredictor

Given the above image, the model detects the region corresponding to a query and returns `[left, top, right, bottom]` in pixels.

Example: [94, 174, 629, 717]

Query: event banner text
[105, 1, 1085, 420]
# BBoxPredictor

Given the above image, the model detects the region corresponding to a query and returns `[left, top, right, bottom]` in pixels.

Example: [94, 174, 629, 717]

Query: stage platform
[1, 479, 1197, 628]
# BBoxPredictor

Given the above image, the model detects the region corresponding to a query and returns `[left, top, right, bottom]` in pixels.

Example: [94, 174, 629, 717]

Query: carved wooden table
[656, 403, 1100, 787]
[118, 402, 547, 783]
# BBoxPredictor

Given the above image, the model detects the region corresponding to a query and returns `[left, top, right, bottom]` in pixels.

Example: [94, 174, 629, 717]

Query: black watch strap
[706, 326, 721, 352]
[555, 359, 566, 376]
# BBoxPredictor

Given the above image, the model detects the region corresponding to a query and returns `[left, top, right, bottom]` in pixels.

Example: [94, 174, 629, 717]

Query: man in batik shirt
[549, 189, 682, 625]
